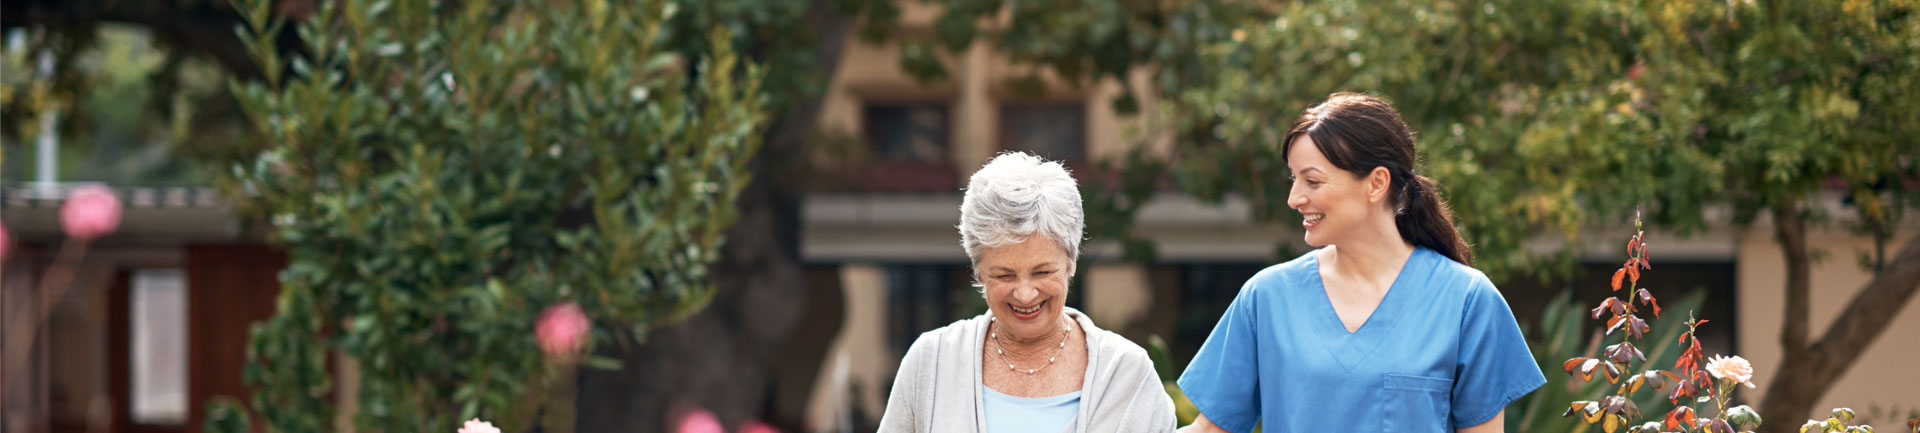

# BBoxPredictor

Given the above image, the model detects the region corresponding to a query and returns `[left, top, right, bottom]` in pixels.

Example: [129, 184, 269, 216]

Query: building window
[865, 103, 950, 164]
[861, 103, 957, 192]
[1000, 103, 1086, 165]
[130, 268, 188, 425]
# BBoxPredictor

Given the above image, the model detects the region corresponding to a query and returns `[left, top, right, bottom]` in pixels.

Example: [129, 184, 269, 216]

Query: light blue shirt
[1177, 247, 1546, 433]
[981, 385, 1082, 433]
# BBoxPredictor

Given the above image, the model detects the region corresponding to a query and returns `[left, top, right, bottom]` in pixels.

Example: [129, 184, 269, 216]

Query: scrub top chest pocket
[1383, 373, 1453, 433]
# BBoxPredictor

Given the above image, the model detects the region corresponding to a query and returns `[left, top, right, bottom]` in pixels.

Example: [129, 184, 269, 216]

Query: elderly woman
[879, 152, 1176, 433]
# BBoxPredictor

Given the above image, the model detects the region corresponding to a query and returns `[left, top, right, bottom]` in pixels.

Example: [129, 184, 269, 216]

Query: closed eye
[995, 275, 1016, 282]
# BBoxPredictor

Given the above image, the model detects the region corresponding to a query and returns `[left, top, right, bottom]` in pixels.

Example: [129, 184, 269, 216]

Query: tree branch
[1758, 227, 1920, 433]
[1770, 202, 1811, 351]
[1806, 232, 1920, 377]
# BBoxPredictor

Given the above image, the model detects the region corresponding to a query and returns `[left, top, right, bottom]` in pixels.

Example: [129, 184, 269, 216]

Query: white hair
[959, 151, 1085, 269]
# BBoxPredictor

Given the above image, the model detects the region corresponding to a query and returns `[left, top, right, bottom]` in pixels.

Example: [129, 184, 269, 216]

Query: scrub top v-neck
[1177, 247, 1545, 433]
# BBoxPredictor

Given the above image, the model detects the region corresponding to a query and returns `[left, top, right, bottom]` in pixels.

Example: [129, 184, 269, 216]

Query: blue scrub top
[1177, 247, 1545, 433]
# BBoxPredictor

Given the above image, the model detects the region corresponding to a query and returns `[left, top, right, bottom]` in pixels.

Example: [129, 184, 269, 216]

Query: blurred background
[2, 0, 1916, 432]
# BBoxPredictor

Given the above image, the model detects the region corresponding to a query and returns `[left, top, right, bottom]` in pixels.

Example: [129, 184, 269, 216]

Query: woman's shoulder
[1408, 248, 1514, 315]
[899, 314, 990, 368]
[1417, 248, 1498, 293]
[1245, 248, 1322, 287]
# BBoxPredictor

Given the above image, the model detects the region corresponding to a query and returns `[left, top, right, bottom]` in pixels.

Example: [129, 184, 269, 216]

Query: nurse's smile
[1300, 212, 1325, 229]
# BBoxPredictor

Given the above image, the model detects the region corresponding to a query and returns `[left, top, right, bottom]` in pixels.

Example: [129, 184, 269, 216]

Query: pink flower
[60, 185, 122, 240]
[1705, 354, 1756, 388]
[536, 302, 590, 356]
[676, 409, 724, 433]
[458, 418, 500, 433]
[739, 420, 781, 433]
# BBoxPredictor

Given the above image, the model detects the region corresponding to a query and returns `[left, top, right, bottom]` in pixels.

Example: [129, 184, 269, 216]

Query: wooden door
[183, 245, 285, 433]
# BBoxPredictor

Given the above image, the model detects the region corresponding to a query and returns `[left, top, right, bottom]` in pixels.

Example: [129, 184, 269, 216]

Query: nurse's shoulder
[1241, 248, 1324, 295]
[1423, 249, 1507, 308]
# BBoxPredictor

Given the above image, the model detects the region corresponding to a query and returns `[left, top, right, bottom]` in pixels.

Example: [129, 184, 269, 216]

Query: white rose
[1705, 354, 1756, 388]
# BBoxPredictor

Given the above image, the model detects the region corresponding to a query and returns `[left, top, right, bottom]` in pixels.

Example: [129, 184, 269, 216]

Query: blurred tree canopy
[205, 0, 765, 432]
[1095, 0, 1918, 429]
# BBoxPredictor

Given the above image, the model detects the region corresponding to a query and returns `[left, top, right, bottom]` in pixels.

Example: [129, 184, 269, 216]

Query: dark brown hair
[1281, 93, 1472, 266]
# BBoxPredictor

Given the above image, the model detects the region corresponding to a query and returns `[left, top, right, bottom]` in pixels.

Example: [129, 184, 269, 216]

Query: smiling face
[976, 234, 1074, 341]
[1286, 135, 1393, 247]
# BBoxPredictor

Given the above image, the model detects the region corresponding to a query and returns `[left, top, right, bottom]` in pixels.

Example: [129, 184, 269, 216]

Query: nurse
[1177, 93, 1544, 433]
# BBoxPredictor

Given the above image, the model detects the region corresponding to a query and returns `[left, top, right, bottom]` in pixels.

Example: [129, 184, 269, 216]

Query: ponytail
[1396, 174, 1472, 266]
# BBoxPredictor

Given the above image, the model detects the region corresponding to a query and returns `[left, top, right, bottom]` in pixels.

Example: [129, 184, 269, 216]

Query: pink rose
[1704, 354, 1756, 388]
[676, 409, 724, 433]
[61, 185, 122, 240]
[536, 302, 591, 356]
[458, 418, 501, 433]
[739, 420, 781, 433]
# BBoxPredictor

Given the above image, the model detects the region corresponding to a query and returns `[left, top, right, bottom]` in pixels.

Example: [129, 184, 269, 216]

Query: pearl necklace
[988, 315, 1073, 375]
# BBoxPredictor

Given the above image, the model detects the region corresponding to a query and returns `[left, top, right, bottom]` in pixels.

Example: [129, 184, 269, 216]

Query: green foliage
[214, 0, 766, 431]
[1801, 408, 1873, 433]
[1099, 0, 1920, 280]
[845, 0, 1270, 113]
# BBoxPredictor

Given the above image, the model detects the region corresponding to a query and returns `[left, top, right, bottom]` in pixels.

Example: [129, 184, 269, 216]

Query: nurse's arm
[1177, 414, 1230, 433]
[1457, 409, 1505, 433]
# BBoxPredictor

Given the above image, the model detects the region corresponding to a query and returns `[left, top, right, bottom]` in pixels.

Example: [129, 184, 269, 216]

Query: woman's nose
[1012, 284, 1041, 303]
[1287, 187, 1307, 209]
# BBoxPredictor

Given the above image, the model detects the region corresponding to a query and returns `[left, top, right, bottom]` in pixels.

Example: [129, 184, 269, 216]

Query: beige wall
[1082, 264, 1153, 331]
[1737, 226, 1920, 419]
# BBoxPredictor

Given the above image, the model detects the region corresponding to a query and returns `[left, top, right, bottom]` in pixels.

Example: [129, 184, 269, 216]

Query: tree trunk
[1756, 204, 1920, 433]
[572, 1, 852, 431]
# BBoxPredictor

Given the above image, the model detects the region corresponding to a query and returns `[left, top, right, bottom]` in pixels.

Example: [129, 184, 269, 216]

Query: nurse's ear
[1365, 166, 1393, 206]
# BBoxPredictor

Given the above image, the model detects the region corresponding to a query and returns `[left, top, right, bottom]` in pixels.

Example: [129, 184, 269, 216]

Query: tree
[1101, 0, 1919, 430]
[206, 0, 766, 431]
[3, 0, 844, 429]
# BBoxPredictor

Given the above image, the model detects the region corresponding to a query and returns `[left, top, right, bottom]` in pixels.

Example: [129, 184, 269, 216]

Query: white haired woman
[878, 152, 1177, 433]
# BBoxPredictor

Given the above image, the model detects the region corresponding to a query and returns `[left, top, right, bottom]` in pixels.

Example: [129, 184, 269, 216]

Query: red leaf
[1636, 289, 1662, 317]
[1627, 263, 1641, 283]
[1640, 243, 1652, 269]
[1666, 406, 1697, 431]
[1611, 268, 1626, 291]
[1563, 357, 1592, 373]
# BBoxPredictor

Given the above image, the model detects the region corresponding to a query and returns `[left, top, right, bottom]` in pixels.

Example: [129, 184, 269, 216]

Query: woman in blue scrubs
[1177, 93, 1544, 433]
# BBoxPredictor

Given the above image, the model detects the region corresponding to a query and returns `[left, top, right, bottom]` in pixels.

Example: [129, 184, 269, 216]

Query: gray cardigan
[878, 308, 1177, 433]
